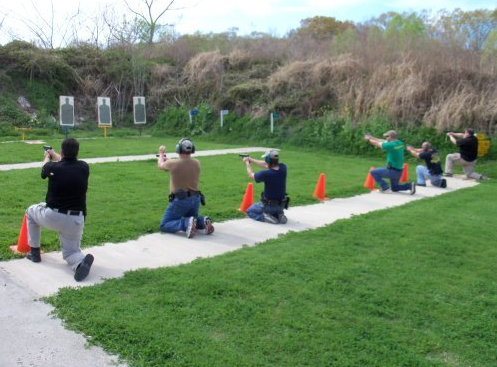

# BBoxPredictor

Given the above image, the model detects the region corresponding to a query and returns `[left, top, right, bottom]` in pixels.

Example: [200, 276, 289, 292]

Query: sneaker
[378, 187, 391, 193]
[410, 182, 416, 195]
[26, 247, 41, 263]
[74, 254, 94, 282]
[416, 183, 426, 187]
[263, 213, 279, 224]
[186, 217, 197, 238]
[276, 213, 287, 224]
[443, 173, 453, 177]
[204, 217, 215, 235]
[478, 174, 488, 181]
[441, 179, 447, 188]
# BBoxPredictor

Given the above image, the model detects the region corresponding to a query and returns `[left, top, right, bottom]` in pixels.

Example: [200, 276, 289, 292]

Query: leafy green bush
[0, 72, 14, 92]
[2, 41, 76, 91]
[0, 96, 31, 126]
[153, 103, 216, 137]
[153, 105, 192, 136]
[206, 109, 473, 160]
[0, 122, 15, 137]
[25, 80, 59, 114]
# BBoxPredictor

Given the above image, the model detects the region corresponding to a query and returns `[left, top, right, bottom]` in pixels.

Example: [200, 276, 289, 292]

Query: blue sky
[0, 0, 495, 45]
[174, 0, 494, 36]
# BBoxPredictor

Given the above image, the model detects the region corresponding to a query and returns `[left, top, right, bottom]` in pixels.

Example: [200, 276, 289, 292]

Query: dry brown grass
[181, 51, 228, 104]
[424, 81, 497, 132]
[94, 25, 497, 133]
[183, 51, 226, 86]
[227, 49, 252, 70]
[264, 51, 497, 132]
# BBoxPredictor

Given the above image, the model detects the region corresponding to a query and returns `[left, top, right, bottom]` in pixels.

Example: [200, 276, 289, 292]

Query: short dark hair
[268, 156, 280, 167]
[465, 128, 475, 136]
[61, 138, 79, 159]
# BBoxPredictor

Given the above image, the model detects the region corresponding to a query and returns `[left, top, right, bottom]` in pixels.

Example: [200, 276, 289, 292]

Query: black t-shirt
[457, 136, 478, 162]
[419, 149, 443, 175]
[41, 158, 89, 215]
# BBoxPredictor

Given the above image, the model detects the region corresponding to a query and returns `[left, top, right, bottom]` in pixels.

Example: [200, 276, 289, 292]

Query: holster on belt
[169, 190, 206, 205]
[261, 193, 290, 209]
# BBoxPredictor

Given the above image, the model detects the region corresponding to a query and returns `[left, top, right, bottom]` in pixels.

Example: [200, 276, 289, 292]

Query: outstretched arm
[248, 157, 268, 169]
[446, 132, 461, 145]
[364, 134, 385, 149]
[406, 145, 421, 158]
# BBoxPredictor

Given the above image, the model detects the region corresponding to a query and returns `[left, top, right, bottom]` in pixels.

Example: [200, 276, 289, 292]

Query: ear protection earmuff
[175, 138, 195, 154]
[263, 150, 279, 165]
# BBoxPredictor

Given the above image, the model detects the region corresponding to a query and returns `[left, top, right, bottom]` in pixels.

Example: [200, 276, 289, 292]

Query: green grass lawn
[2, 138, 496, 366]
[0, 135, 241, 164]
[46, 182, 497, 367]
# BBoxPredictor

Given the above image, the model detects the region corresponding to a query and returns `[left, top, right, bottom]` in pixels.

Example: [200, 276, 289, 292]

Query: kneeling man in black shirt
[26, 138, 94, 281]
[407, 142, 446, 188]
[445, 128, 486, 180]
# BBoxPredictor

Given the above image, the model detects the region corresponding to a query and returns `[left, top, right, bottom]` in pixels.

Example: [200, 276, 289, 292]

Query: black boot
[27, 247, 41, 263]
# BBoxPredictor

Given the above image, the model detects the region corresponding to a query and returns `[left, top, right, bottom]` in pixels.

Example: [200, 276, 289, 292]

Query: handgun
[239, 154, 249, 158]
[43, 145, 53, 151]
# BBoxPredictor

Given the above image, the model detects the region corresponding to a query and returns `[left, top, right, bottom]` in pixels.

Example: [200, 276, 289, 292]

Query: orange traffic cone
[313, 173, 329, 200]
[238, 182, 254, 213]
[400, 163, 408, 182]
[10, 214, 31, 254]
[364, 167, 376, 190]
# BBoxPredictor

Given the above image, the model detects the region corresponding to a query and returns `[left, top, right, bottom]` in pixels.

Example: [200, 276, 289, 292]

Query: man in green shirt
[365, 130, 416, 194]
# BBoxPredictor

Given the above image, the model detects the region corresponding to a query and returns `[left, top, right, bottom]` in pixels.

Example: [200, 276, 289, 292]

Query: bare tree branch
[123, 0, 179, 45]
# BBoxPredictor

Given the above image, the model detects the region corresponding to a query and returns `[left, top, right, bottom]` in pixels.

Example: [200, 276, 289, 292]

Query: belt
[262, 198, 285, 206]
[173, 190, 199, 197]
[389, 167, 403, 171]
[50, 208, 83, 216]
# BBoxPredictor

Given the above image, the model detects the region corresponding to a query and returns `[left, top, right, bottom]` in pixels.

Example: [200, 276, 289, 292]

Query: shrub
[0, 96, 31, 126]
[153, 103, 215, 136]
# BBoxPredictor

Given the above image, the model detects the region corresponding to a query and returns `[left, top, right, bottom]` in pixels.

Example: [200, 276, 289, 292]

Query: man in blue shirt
[243, 149, 288, 224]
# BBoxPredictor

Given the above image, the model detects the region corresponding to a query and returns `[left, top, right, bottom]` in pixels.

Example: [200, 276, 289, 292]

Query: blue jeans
[416, 165, 443, 187]
[370, 167, 412, 191]
[246, 202, 284, 222]
[159, 196, 207, 233]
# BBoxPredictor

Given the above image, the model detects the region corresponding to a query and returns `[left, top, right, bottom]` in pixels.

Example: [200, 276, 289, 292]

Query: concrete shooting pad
[1, 176, 478, 298]
[0, 148, 479, 367]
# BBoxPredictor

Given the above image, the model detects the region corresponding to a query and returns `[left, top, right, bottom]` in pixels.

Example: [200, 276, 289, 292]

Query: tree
[124, 0, 177, 45]
[432, 8, 497, 52]
[482, 29, 497, 73]
[15, 0, 82, 49]
[295, 16, 354, 40]
[383, 12, 428, 47]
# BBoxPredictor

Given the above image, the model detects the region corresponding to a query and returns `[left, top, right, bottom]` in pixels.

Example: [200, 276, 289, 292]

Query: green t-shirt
[381, 140, 405, 170]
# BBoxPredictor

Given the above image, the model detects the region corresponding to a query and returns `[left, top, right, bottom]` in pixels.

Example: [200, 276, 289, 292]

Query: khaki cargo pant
[445, 153, 482, 179]
[26, 203, 85, 270]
